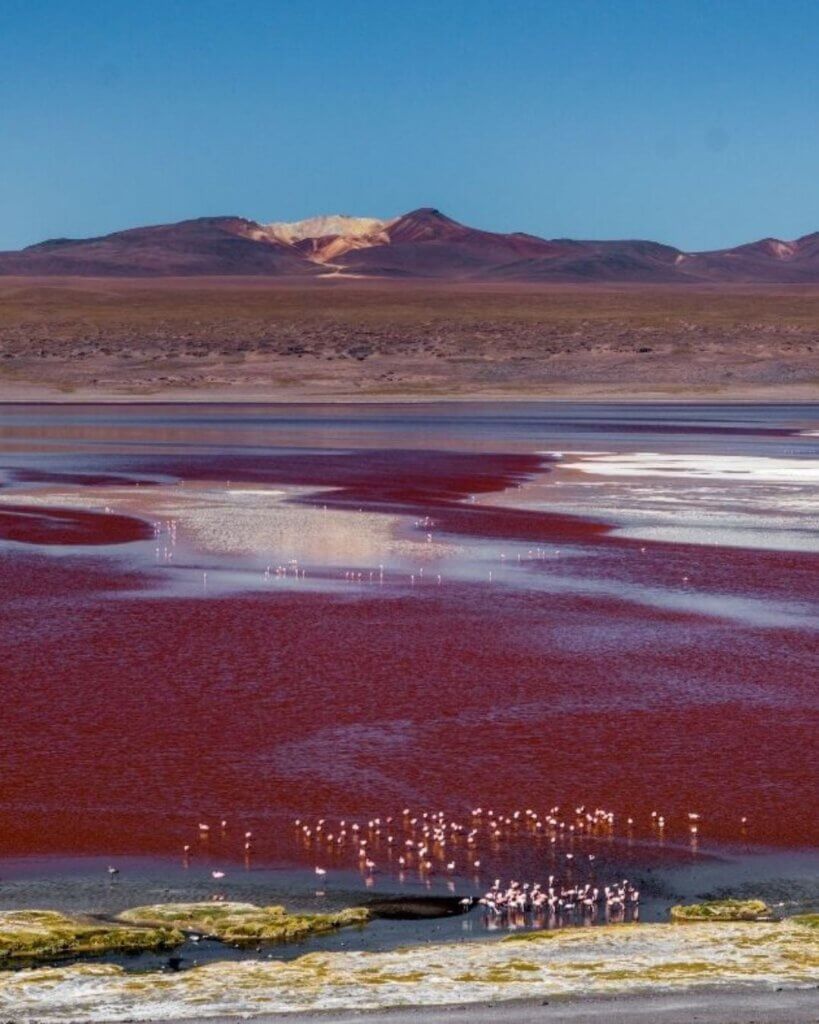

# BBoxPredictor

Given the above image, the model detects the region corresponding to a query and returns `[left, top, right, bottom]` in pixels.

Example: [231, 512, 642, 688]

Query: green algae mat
[670, 899, 775, 922]
[1, 903, 370, 964]
[117, 902, 370, 944]
[0, 910, 182, 963]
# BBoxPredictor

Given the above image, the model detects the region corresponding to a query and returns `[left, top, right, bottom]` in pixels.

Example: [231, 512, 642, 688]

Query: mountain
[2, 207, 819, 282]
[670, 232, 819, 282]
[0, 217, 321, 277]
[336, 208, 572, 277]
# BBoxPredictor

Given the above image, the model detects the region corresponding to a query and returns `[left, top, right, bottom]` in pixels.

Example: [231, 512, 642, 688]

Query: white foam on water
[221, 488, 288, 496]
[1, 920, 814, 1021]
[611, 523, 819, 553]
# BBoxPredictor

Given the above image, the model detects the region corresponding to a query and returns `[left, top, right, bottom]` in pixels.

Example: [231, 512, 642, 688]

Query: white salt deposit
[527, 450, 819, 554]
[564, 452, 819, 484]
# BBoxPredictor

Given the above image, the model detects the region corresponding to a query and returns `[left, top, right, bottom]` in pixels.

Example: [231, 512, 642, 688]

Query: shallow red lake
[0, 403, 817, 870]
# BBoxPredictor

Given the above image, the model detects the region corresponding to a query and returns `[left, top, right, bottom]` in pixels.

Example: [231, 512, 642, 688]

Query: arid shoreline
[1, 382, 818, 403]
[1, 277, 817, 402]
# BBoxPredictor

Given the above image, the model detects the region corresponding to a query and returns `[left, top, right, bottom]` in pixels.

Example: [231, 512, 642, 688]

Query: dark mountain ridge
[2, 207, 819, 282]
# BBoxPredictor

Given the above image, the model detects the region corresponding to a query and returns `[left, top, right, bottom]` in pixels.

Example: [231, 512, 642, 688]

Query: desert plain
[0, 277, 817, 401]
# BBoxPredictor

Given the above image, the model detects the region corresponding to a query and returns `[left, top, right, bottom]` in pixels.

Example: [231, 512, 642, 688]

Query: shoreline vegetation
[117, 903, 370, 944]
[668, 899, 775, 923]
[0, 903, 371, 964]
[0, 279, 817, 402]
[0, 904, 816, 1021]
[2, 900, 802, 966]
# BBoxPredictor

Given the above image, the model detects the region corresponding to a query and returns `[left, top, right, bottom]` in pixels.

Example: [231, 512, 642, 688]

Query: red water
[0, 432, 817, 864]
[0, 504, 151, 545]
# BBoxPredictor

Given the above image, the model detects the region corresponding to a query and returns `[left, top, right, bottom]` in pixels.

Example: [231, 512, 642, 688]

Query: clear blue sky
[2, 0, 819, 251]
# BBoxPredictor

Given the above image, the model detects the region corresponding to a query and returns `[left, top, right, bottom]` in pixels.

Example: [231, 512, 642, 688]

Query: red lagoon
[0, 405, 816, 867]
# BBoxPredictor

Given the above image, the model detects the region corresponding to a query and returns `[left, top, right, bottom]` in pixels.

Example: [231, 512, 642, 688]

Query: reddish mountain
[483, 239, 685, 283]
[671, 231, 819, 283]
[338, 208, 571, 277]
[2, 208, 819, 282]
[0, 217, 319, 277]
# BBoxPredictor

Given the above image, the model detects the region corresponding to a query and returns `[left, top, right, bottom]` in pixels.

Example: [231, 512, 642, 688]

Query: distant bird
[315, 866, 327, 877]
[211, 870, 225, 879]
[107, 865, 119, 877]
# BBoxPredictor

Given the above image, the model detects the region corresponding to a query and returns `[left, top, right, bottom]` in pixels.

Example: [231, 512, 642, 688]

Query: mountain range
[3, 207, 819, 282]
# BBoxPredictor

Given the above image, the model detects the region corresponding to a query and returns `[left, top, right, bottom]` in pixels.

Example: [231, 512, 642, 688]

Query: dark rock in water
[365, 896, 478, 920]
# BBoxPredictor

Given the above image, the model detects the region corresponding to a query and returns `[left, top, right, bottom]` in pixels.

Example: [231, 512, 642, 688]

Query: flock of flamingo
[148, 507, 576, 592]
[169, 801, 748, 925]
[477, 877, 640, 924]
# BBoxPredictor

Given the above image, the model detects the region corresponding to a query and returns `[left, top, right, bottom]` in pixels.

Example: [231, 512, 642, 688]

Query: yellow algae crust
[669, 899, 773, 922]
[117, 902, 370, 944]
[1, 919, 816, 1021]
[0, 910, 182, 964]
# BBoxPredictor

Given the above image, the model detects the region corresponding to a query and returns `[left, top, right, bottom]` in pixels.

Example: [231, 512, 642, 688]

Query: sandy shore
[148, 989, 819, 1024]
[0, 381, 817, 403]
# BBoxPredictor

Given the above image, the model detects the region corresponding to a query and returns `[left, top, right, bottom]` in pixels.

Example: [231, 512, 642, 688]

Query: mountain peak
[401, 207, 455, 220]
[387, 207, 469, 244]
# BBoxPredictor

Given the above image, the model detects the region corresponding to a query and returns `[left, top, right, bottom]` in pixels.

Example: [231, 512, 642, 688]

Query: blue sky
[1, 0, 819, 250]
